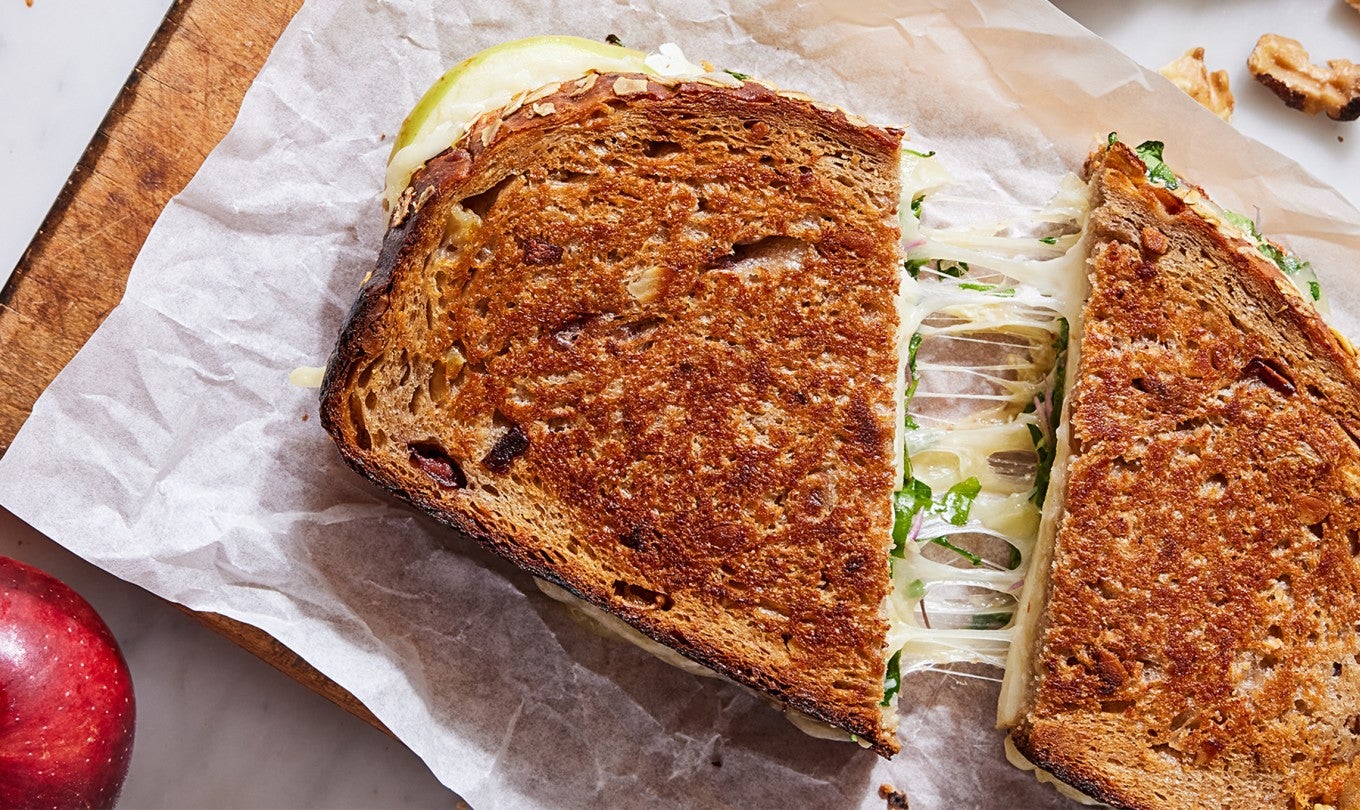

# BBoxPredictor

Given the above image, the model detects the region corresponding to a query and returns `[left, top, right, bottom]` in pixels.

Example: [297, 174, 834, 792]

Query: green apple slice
[384, 36, 653, 207]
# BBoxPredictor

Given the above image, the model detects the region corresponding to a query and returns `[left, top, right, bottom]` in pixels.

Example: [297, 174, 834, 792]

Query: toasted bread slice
[320, 72, 905, 753]
[1007, 142, 1360, 806]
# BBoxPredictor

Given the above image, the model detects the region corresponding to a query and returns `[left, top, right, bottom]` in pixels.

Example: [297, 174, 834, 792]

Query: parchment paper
[3, 1, 1359, 807]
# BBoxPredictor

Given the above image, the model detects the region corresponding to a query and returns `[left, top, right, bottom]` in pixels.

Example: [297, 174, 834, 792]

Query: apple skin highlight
[0, 556, 136, 810]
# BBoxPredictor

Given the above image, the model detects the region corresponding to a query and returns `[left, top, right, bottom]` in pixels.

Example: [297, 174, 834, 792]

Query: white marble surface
[1051, 0, 1360, 209]
[0, 0, 175, 284]
[0, 2, 1357, 808]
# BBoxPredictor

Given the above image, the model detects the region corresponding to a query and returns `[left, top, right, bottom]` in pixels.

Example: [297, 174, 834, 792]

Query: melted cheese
[1005, 737, 1104, 806]
[534, 578, 718, 679]
[996, 318, 1082, 725]
[534, 577, 871, 746]
[889, 156, 1091, 676]
[288, 366, 326, 388]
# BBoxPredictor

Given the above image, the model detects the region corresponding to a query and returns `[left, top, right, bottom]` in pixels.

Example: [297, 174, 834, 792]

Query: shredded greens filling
[1110, 132, 1324, 304]
[1024, 317, 1068, 509]
[1132, 139, 1179, 190]
[902, 332, 923, 431]
[891, 477, 985, 564]
[1221, 209, 1324, 302]
[884, 148, 1086, 685]
[880, 650, 903, 706]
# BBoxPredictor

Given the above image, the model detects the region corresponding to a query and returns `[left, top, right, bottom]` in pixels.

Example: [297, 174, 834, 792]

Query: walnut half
[1248, 34, 1360, 121]
[1158, 48, 1234, 121]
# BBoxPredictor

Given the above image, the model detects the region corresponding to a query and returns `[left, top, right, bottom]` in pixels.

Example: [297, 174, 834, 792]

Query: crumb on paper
[878, 783, 909, 809]
[1248, 34, 1360, 121]
[1349, 0, 1360, 12]
[1158, 47, 1234, 121]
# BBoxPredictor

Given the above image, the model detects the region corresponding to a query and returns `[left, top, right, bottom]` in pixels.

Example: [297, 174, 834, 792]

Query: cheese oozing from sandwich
[884, 154, 1091, 687]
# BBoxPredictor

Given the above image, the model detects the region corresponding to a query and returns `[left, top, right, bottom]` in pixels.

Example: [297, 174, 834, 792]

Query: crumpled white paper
[3, 1, 1359, 807]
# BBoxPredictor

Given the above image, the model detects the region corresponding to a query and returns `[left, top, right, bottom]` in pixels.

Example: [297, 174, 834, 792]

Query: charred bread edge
[1007, 141, 1360, 805]
[320, 72, 904, 756]
[1009, 724, 1132, 809]
[1090, 141, 1357, 373]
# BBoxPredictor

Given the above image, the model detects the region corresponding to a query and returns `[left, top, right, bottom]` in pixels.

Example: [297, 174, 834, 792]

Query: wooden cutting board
[0, 0, 385, 734]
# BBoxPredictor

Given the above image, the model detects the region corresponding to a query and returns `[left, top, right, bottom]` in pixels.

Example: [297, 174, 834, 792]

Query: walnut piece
[1158, 47, 1234, 121]
[1248, 34, 1360, 121]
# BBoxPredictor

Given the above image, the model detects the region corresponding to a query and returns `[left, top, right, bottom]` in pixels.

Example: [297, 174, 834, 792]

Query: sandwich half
[320, 37, 906, 753]
[1000, 140, 1360, 806]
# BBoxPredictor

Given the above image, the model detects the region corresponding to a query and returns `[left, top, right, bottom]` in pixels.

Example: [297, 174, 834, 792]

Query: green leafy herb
[1133, 140, 1179, 189]
[1224, 208, 1323, 299]
[891, 479, 933, 557]
[1258, 240, 1306, 275]
[930, 536, 984, 566]
[605, 34, 625, 47]
[723, 69, 751, 81]
[903, 332, 923, 430]
[903, 147, 936, 158]
[937, 477, 982, 526]
[905, 579, 926, 600]
[1258, 241, 1289, 271]
[938, 260, 970, 278]
[1039, 236, 1058, 245]
[904, 258, 928, 279]
[898, 479, 934, 519]
[892, 477, 985, 566]
[911, 194, 924, 219]
[1107, 132, 1119, 146]
[957, 282, 1016, 297]
[969, 612, 1014, 630]
[890, 508, 911, 558]
[880, 650, 903, 706]
[1027, 318, 1069, 508]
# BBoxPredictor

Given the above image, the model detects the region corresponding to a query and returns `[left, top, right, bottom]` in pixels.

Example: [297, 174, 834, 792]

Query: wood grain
[0, 0, 299, 453]
[187, 609, 386, 732]
[0, 0, 388, 735]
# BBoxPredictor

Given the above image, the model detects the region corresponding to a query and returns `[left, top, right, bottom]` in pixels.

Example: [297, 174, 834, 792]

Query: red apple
[0, 556, 135, 809]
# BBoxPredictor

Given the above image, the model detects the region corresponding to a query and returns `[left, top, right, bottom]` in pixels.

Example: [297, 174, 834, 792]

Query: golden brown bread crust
[320, 72, 903, 753]
[1010, 142, 1360, 807]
